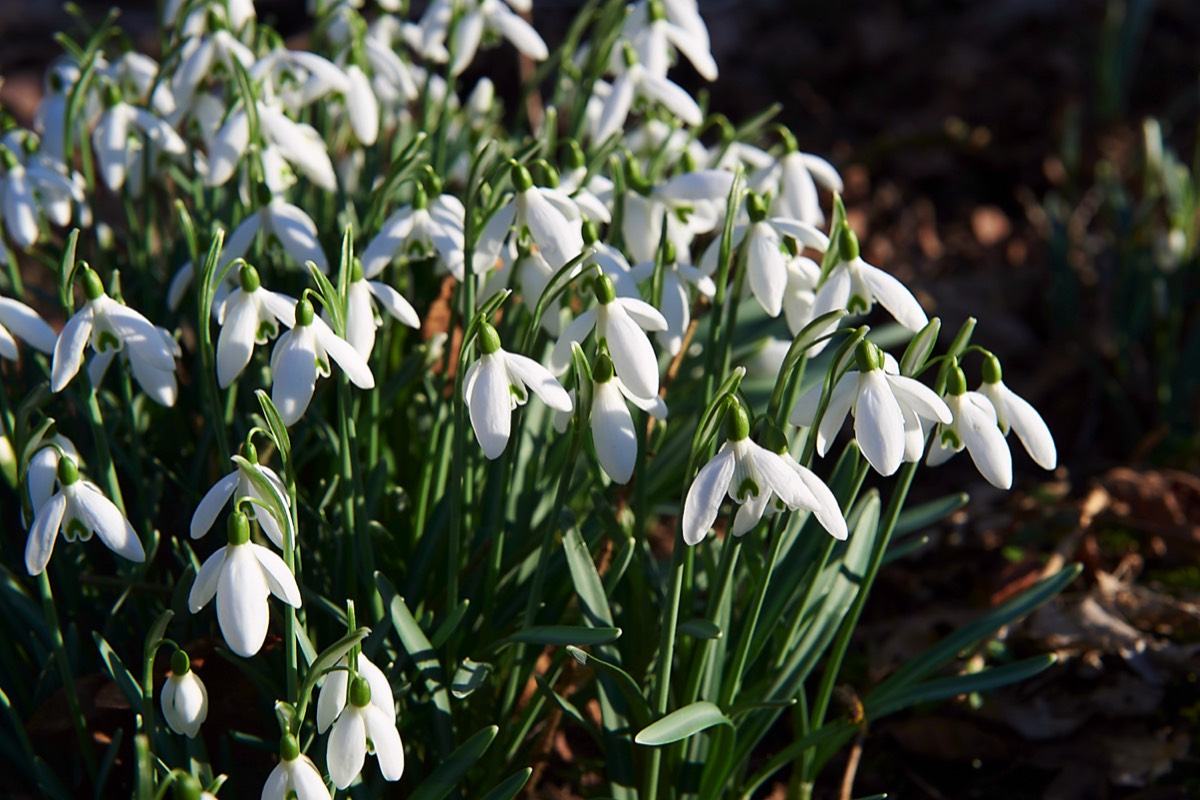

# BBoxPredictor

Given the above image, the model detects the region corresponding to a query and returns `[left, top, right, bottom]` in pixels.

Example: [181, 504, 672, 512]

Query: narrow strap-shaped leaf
[497, 625, 621, 648]
[635, 701, 732, 746]
[478, 768, 533, 800]
[563, 526, 614, 628]
[867, 654, 1058, 718]
[894, 492, 968, 538]
[93, 633, 142, 711]
[409, 726, 499, 800]
[567, 645, 651, 727]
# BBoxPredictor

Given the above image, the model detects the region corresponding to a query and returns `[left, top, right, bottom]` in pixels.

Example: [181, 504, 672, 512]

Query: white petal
[959, 394, 1013, 489]
[504, 353, 573, 412]
[346, 66, 380, 146]
[313, 318, 375, 389]
[206, 108, 249, 187]
[250, 544, 302, 607]
[25, 493, 66, 575]
[216, 295, 260, 388]
[489, 5, 548, 60]
[602, 304, 660, 399]
[731, 490, 771, 536]
[886, 374, 953, 424]
[858, 260, 927, 331]
[0, 297, 56, 353]
[328, 709, 367, 789]
[189, 547, 226, 612]
[854, 371, 905, 476]
[268, 202, 328, 273]
[363, 704, 405, 781]
[289, 755, 331, 800]
[343, 281, 379, 359]
[4, 171, 39, 249]
[594, 73, 635, 143]
[50, 307, 94, 392]
[317, 668, 348, 734]
[682, 444, 735, 545]
[467, 354, 512, 459]
[217, 544, 270, 656]
[368, 281, 420, 328]
[790, 461, 847, 540]
[637, 71, 702, 126]
[93, 106, 130, 192]
[747, 224, 787, 318]
[76, 484, 144, 562]
[262, 763, 289, 800]
[768, 218, 830, 252]
[191, 471, 239, 539]
[1002, 386, 1057, 470]
[102, 301, 176, 371]
[450, 10, 485, 76]
[616, 297, 668, 332]
[521, 190, 582, 270]
[749, 446, 818, 511]
[591, 380, 636, 483]
[472, 202, 516, 276]
[271, 330, 319, 426]
[361, 210, 416, 278]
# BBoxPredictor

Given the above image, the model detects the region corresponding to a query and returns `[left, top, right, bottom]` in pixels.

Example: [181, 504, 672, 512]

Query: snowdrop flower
[161, 650, 208, 738]
[790, 341, 952, 476]
[465, 322, 573, 459]
[0, 290, 56, 360]
[699, 193, 830, 318]
[317, 653, 394, 736]
[92, 90, 187, 193]
[782, 253, 821, 336]
[263, 734, 331, 800]
[418, 0, 548, 77]
[750, 134, 843, 227]
[558, 142, 614, 224]
[360, 185, 466, 280]
[978, 355, 1057, 470]
[582, 354, 667, 484]
[171, 30, 255, 114]
[192, 442, 290, 549]
[0, 143, 80, 249]
[622, 167, 731, 264]
[809, 226, 928, 354]
[683, 402, 844, 545]
[927, 363, 1012, 489]
[167, 193, 328, 310]
[26, 434, 80, 513]
[617, 0, 718, 82]
[188, 511, 302, 657]
[86, 324, 182, 407]
[474, 163, 583, 275]
[593, 42, 702, 144]
[270, 298, 375, 426]
[627, 240, 715, 356]
[215, 264, 298, 388]
[341, 259, 420, 359]
[549, 275, 667, 399]
[325, 674, 404, 789]
[51, 267, 177, 395]
[581, 219, 639, 299]
[164, 0, 255, 37]
[204, 101, 336, 192]
[25, 455, 145, 575]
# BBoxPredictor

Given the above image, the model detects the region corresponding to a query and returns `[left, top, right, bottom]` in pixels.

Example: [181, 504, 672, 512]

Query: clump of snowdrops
[0, 0, 1077, 797]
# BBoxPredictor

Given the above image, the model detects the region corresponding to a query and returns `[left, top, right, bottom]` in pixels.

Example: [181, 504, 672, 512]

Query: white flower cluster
[0, 0, 1060, 795]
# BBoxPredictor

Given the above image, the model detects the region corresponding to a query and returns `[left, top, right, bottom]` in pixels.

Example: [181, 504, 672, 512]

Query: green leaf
[409, 725, 498, 800]
[739, 722, 854, 799]
[431, 600, 471, 649]
[230, 455, 295, 549]
[451, 658, 492, 700]
[894, 493, 968, 538]
[634, 701, 732, 746]
[868, 565, 1080, 709]
[295, 627, 370, 724]
[678, 618, 722, 640]
[566, 646, 651, 726]
[533, 675, 599, 741]
[563, 526, 613, 628]
[93, 633, 142, 712]
[254, 390, 292, 467]
[143, 609, 173, 658]
[478, 768, 532, 800]
[307, 261, 345, 338]
[868, 655, 1058, 718]
[500, 626, 621, 647]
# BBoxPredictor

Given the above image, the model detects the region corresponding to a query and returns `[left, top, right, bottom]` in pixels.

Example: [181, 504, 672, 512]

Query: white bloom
[215, 264, 298, 388]
[809, 228, 927, 354]
[92, 97, 186, 193]
[790, 343, 952, 476]
[782, 254, 821, 336]
[978, 356, 1057, 470]
[160, 651, 208, 738]
[621, 169, 731, 264]
[698, 196, 830, 319]
[750, 148, 843, 227]
[25, 455, 145, 575]
[593, 44, 702, 143]
[262, 738, 331, 800]
[171, 30, 255, 114]
[361, 189, 466, 279]
[683, 403, 844, 545]
[204, 102, 336, 192]
[26, 434, 81, 513]
[51, 267, 177, 396]
[270, 298, 375, 426]
[1, 142, 81, 248]
[623, 0, 715, 79]
[549, 275, 667, 399]
[188, 512, 302, 658]
[341, 268, 421, 359]
[627, 243, 716, 356]
[86, 324, 182, 407]
[465, 322, 573, 459]
[419, 0, 548, 77]
[0, 292, 56, 359]
[474, 164, 584, 275]
[317, 654, 394, 734]
[926, 365, 1012, 489]
[192, 445, 290, 549]
[574, 354, 668, 484]
[325, 674, 404, 789]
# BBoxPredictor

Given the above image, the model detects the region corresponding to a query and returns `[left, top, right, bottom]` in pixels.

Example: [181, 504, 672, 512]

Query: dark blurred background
[3, 1, 1199, 797]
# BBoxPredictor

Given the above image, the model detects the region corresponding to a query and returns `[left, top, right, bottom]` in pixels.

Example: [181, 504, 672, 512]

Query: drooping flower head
[325, 674, 404, 789]
[161, 649, 209, 739]
[263, 734, 331, 800]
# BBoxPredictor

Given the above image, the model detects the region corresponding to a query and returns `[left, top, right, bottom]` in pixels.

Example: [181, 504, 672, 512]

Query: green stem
[642, 526, 688, 800]
[38, 572, 97, 784]
[82, 383, 125, 514]
[719, 518, 786, 707]
[447, 272, 476, 619]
